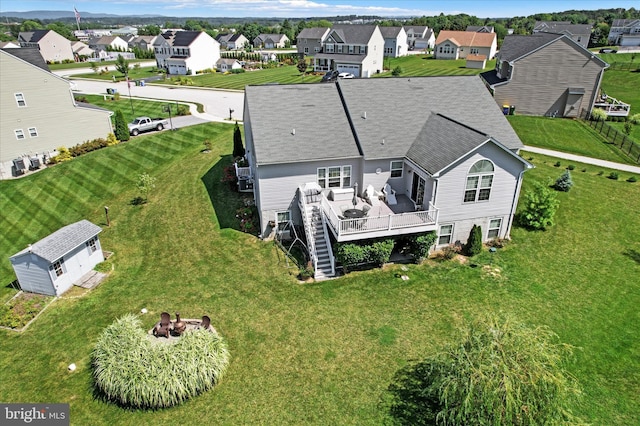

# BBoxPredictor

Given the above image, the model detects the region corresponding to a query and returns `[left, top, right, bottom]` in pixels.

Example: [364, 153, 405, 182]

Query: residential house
[129, 35, 158, 51]
[216, 33, 248, 50]
[10, 220, 104, 296]
[467, 25, 495, 33]
[242, 77, 531, 278]
[216, 58, 242, 72]
[481, 33, 609, 118]
[404, 25, 428, 49]
[380, 27, 408, 57]
[413, 29, 435, 51]
[71, 41, 94, 59]
[253, 33, 289, 49]
[608, 19, 640, 46]
[533, 21, 592, 49]
[18, 29, 74, 63]
[88, 35, 129, 56]
[0, 41, 20, 49]
[0, 48, 113, 178]
[434, 30, 497, 60]
[312, 24, 384, 77]
[216, 33, 233, 48]
[297, 27, 330, 56]
[154, 31, 220, 75]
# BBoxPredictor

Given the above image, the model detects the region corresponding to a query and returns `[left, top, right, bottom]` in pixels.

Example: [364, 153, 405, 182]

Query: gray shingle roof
[1, 48, 49, 71]
[245, 76, 524, 169]
[534, 21, 592, 35]
[245, 84, 361, 165]
[497, 33, 564, 62]
[338, 76, 523, 159]
[379, 27, 403, 38]
[11, 220, 102, 263]
[18, 29, 49, 43]
[297, 27, 330, 40]
[406, 113, 490, 175]
[327, 24, 378, 44]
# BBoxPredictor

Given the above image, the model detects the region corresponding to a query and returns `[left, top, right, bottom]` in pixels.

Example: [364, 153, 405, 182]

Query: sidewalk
[522, 145, 640, 174]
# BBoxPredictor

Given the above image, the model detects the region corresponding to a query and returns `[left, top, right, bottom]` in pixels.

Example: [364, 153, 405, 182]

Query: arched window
[464, 160, 494, 203]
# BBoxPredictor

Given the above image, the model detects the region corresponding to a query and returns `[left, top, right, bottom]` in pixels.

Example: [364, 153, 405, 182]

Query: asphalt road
[54, 64, 245, 123]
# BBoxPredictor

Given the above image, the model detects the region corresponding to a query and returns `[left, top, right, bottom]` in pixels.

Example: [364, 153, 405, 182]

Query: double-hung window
[317, 166, 351, 189]
[15, 93, 26, 107]
[487, 218, 502, 239]
[28, 127, 38, 138]
[439, 224, 453, 245]
[464, 160, 494, 203]
[15, 129, 25, 140]
[390, 161, 403, 178]
[276, 211, 291, 231]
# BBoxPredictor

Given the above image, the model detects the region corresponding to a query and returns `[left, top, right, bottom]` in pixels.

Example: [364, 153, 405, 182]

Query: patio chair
[364, 185, 381, 206]
[362, 204, 371, 216]
[153, 312, 171, 338]
[382, 184, 397, 205]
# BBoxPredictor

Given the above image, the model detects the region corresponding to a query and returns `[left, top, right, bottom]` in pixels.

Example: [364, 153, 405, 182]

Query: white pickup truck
[128, 117, 170, 136]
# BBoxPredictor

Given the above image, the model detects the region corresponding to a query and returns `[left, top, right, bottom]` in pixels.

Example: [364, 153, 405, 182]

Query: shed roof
[11, 220, 102, 263]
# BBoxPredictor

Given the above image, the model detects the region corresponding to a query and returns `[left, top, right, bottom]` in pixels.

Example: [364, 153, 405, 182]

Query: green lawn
[0, 123, 638, 424]
[73, 94, 191, 125]
[508, 115, 638, 164]
[48, 59, 151, 70]
[375, 54, 496, 77]
[73, 65, 167, 82]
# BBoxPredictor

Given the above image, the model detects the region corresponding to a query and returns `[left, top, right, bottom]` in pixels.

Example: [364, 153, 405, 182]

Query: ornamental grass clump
[92, 314, 229, 409]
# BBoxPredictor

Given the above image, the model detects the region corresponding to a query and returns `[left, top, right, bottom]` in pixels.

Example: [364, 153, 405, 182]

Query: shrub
[230, 68, 245, 74]
[554, 161, 561, 167]
[486, 238, 509, 249]
[553, 170, 573, 192]
[407, 232, 437, 262]
[69, 137, 109, 157]
[597, 170, 604, 176]
[590, 108, 607, 121]
[567, 164, 575, 170]
[106, 133, 119, 147]
[517, 181, 559, 231]
[114, 110, 129, 142]
[334, 243, 366, 271]
[92, 314, 229, 409]
[392, 66, 403, 76]
[367, 239, 395, 266]
[235, 206, 258, 233]
[50, 147, 72, 164]
[298, 261, 314, 280]
[334, 239, 395, 271]
[623, 121, 633, 136]
[176, 104, 189, 116]
[627, 176, 637, 183]
[464, 225, 483, 256]
[440, 244, 460, 260]
[629, 113, 640, 125]
[608, 171, 619, 180]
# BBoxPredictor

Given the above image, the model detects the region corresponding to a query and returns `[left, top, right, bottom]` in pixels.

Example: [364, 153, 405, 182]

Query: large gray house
[481, 33, 609, 118]
[242, 77, 532, 279]
[10, 220, 104, 296]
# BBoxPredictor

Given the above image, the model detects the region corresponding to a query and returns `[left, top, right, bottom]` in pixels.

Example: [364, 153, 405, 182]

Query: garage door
[337, 64, 360, 77]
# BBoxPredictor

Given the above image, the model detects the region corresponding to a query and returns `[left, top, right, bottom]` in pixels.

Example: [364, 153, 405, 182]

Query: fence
[580, 111, 640, 163]
[607, 62, 640, 71]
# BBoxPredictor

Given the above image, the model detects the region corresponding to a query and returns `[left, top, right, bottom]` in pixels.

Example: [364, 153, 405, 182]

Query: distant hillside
[0, 10, 162, 19]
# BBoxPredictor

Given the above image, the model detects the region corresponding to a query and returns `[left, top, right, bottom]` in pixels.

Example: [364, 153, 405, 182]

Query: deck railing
[235, 164, 251, 178]
[593, 95, 631, 117]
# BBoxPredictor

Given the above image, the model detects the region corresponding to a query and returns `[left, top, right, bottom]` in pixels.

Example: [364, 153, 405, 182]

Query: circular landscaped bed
[92, 314, 229, 409]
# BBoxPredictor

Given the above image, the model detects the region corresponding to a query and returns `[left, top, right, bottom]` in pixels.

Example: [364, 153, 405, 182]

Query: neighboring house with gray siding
[608, 19, 640, 46]
[18, 29, 74, 63]
[10, 220, 104, 296]
[312, 24, 385, 77]
[242, 77, 531, 278]
[380, 26, 408, 57]
[533, 21, 592, 49]
[297, 27, 330, 56]
[0, 48, 113, 178]
[481, 33, 608, 117]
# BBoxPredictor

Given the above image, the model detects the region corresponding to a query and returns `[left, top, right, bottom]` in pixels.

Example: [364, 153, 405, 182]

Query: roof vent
[362, 111, 367, 119]
[291, 128, 296, 135]
[381, 139, 385, 145]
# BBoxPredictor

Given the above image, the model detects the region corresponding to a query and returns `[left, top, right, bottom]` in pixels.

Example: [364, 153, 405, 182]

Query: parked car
[128, 116, 170, 136]
[338, 72, 355, 79]
[321, 70, 339, 82]
[599, 48, 617, 53]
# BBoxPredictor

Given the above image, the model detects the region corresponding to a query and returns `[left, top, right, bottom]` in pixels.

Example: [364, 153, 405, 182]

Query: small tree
[296, 58, 308, 75]
[554, 170, 574, 192]
[387, 314, 582, 425]
[518, 181, 559, 230]
[114, 54, 130, 79]
[136, 173, 157, 203]
[392, 66, 403, 76]
[464, 224, 483, 256]
[232, 122, 245, 159]
[623, 121, 633, 136]
[114, 110, 130, 142]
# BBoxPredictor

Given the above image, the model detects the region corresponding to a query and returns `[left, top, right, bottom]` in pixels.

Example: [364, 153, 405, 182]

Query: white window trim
[463, 159, 495, 204]
[49, 258, 66, 279]
[317, 165, 352, 189]
[14, 93, 26, 107]
[14, 129, 25, 140]
[487, 218, 502, 239]
[276, 210, 291, 231]
[438, 224, 454, 245]
[390, 160, 403, 178]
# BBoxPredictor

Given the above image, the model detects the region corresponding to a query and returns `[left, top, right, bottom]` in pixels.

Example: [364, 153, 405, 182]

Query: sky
[0, 0, 637, 19]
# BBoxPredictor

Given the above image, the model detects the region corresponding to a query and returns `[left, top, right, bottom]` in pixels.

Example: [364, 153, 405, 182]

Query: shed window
[86, 237, 98, 253]
[15, 93, 26, 107]
[50, 259, 65, 278]
[464, 160, 494, 203]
